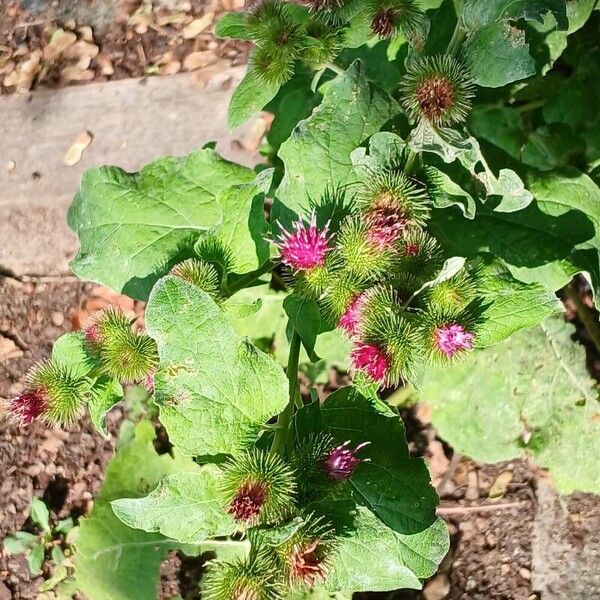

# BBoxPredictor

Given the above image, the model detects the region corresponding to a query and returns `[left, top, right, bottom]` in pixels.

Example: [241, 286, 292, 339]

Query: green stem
[271, 330, 301, 456]
[516, 99, 546, 113]
[446, 22, 466, 56]
[227, 260, 276, 295]
[324, 61, 344, 75]
[403, 149, 418, 176]
[566, 282, 600, 354]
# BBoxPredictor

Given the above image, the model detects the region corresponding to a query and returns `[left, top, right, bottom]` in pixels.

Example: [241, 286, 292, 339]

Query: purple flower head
[365, 206, 407, 250]
[9, 388, 47, 424]
[227, 480, 268, 524]
[323, 440, 370, 481]
[275, 212, 331, 271]
[350, 342, 390, 384]
[434, 323, 475, 358]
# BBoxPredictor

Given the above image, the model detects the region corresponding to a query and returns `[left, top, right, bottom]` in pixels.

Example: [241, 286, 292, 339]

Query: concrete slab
[0, 66, 260, 276]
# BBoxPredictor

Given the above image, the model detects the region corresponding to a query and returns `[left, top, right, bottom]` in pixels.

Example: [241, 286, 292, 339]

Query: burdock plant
[13, 0, 594, 598]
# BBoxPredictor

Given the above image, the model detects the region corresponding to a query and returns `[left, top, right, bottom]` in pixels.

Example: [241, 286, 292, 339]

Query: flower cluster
[210, 442, 368, 595]
[273, 157, 480, 388]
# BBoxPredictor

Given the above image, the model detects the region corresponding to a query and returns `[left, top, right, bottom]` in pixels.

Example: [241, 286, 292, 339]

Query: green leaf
[214, 12, 251, 39]
[3, 531, 39, 554]
[521, 124, 586, 171]
[27, 543, 45, 575]
[283, 293, 322, 362]
[51, 331, 96, 378]
[427, 165, 476, 218]
[228, 68, 281, 130]
[74, 421, 197, 600]
[322, 501, 449, 593]
[206, 169, 272, 275]
[54, 518, 75, 535]
[317, 387, 439, 535]
[30, 497, 51, 533]
[421, 317, 600, 494]
[460, 0, 568, 30]
[146, 277, 288, 456]
[429, 169, 600, 299]
[111, 468, 236, 544]
[468, 106, 526, 160]
[464, 22, 535, 88]
[68, 149, 254, 300]
[274, 60, 400, 223]
[88, 377, 124, 438]
[469, 258, 562, 347]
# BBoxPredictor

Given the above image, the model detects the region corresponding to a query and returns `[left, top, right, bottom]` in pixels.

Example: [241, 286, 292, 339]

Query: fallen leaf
[182, 12, 214, 39]
[183, 50, 216, 71]
[63, 40, 99, 61]
[63, 131, 93, 166]
[489, 471, 513, 500]
[43, 28, 77, 61]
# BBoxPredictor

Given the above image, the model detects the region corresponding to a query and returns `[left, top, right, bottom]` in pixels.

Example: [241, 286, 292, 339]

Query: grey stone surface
[532, 479, 600, 599]
[0, 67, 260, 276]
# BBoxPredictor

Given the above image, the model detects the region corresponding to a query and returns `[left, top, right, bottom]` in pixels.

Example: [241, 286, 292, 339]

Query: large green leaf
[145, 276, 289, 456]
[429, 169, 600, 301]
[464, 22, 535, 88]
[317, 387, 439, 535]
[460, 0, 568, 30]
[228, 68, 281, 129]
[74, 422, 197, 600]
[273, 60, 400, 223]
[321, 500, 449, 593]
[421, 317, 600, 494]
[68, 149, 254, 300]
[111, 468, 236, 544]
[470, 258, 563, 347]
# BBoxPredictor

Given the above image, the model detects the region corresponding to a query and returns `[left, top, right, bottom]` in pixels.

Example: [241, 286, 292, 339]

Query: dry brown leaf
[489, 471, 513, 500]
[96, 53, 114, 75]
[183, 50, 216, 71]
[63, 40, 99, 61]
[63, 131, 93, 167]
[43, 28, 77, 61]
[182, 12, 214, 38]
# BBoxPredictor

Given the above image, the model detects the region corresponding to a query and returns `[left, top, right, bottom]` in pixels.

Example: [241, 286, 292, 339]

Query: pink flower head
[9, 388, 47, 424]
[84, 323, 101, 346]
[143, 370, 156, 394]
[323, 440, 370, 481]
[350, 342, 390, 384]
[366, 206, 407, 250]
[338, 293, 368, 337]
[405, 242, 419, 256]
[434, 323, 475, 358]
[275, 212, 331, 271]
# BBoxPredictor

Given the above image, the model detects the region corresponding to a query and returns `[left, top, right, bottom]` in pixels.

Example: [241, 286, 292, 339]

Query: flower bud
[10, 360, 89, 425]
[196, 236, 236, 276]
[434, 323, 475, 358]
[301, 22, 342, 67]
[83, 307, 130, 350]
[323, 440, 370, 481]
[219, 450, 297, 526]
[350, 342, 391, 385]
[202, 549, 283, 600]
[421, 309, 477, 362]
[400, 55, 475, 126]
[170, 258, 220, 297]
[423, 271, 477, 315]
[321, 271, 366, 323]
[369, 0, 424, 40]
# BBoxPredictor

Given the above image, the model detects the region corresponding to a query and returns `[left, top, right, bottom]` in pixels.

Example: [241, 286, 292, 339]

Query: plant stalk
[271, 330, 301, 456]
[324, 61, 345, 75]
[566, 282, 600, 354]
[446, 23, 466, 56]
[227, 260, 276, 295]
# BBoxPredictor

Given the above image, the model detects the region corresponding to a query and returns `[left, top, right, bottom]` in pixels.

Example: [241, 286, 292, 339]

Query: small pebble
[51, 311, 65, 326]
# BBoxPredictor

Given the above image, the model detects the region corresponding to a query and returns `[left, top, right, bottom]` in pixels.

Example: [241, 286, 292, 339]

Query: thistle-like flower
[202, 549, 283, 600]
[83, 307, 130, 350]
[434, 323, 475, 358]
[400, 55, 475, 126]
[170, 258, 220, 298]
[322, 440, 370, 481]
[274, 213, 331, 272]
[219, 450, 296, 526]
[365, 204, 408, 249]
[337, 292, 368, 337]
[350, 342, 390, 384]
[10, 360, 89, 425]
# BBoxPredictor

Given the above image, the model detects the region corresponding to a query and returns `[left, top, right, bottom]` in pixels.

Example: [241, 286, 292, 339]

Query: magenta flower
[275, 213, 331, 271]
[227, 480, 268, 523]
[84, 323, 101, 346]
[338, 293, 368, 337]
[404, 242, 419, 256]
[365, 206, 407, 250]
[434, 323, 475, 358]
[350, 342, 390, 384]
[9, 388, 47, 424]
[323, 440, 370, 481]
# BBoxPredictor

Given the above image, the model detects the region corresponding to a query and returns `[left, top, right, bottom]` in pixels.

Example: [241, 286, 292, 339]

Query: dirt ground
[4, 274, 599, 600]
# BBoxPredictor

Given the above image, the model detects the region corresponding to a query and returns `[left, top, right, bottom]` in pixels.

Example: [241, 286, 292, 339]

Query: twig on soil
[437, 451, 463, 496]
[436, 500, 530, 516]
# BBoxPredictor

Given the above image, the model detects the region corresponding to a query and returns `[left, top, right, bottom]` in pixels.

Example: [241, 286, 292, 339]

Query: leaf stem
[271, 330, 301, 456]
[227, 260, 276, 295]
[446, 22, 466, 56]
[566, 282, 600, 354]
[324, 61, 345, 76]
[403, 149, 418, 176]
